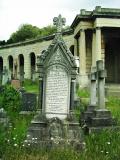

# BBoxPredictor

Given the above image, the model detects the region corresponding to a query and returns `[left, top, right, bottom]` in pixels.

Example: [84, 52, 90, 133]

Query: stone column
[96, 27, 102, 61]
[92, 30, 96, 67]
[24, 55, 31, 79]
[74, 38, 78, 56]
[70, 79, 75, 110]
[79, 29, 87, 87]
[38, 77, 43, 111]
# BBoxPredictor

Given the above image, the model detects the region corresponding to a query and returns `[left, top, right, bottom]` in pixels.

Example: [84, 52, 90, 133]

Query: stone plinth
[26, 113, 84, 150]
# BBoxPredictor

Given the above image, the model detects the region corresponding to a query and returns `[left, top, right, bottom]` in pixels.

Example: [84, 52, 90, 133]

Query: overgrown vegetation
[0, 85, 21, 119]
[0, 85, 120, 159]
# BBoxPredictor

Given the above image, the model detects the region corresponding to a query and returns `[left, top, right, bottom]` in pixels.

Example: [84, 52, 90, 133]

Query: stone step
[88, 126, 120, 134]
[91, 117, 113, 127]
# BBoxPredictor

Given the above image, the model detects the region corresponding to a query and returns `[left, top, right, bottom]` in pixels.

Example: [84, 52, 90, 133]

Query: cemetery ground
[0, 81, 120, 160]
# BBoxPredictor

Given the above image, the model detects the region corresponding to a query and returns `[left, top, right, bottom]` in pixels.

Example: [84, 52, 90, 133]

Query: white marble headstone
[45, 66, 70, 119]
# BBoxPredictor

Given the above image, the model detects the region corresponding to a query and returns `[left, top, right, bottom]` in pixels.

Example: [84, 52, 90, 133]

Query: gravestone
[2, 66, 8, 85]
[32, 71, 36, 83]
[19, 71, 25, 86]
[80, 67, 97, 126]
[11, 79, 21, 89]
[81, 60, 116, 133]
[26, 15, 84, 149]
[20, 92, 37, 113]
[0, 108, 9, 127]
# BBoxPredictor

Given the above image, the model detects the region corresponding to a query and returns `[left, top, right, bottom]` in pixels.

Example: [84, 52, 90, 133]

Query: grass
[23, 79, 39, 93]
[0, 84, 120, 159]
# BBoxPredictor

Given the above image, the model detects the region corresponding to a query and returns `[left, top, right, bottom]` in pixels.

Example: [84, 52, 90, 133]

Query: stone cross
[89, 67, 97, 106]
[53, 14, 66, 33]
[96, 60, 107, 110]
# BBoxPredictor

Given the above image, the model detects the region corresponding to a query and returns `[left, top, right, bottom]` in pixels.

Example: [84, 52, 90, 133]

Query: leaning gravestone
[26, 15, 84, 149]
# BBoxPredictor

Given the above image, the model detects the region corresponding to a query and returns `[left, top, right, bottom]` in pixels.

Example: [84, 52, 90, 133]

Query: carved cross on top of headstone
[53, 14, 66, 33]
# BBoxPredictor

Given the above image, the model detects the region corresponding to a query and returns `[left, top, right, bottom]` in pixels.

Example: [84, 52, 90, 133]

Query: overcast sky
[0, 0, 120, 41]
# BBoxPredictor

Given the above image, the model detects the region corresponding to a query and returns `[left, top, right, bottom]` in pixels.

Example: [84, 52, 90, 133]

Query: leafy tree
[5, 24, 70, 44]
[0, 40, 6, 45]
[8, 24, 41, 43]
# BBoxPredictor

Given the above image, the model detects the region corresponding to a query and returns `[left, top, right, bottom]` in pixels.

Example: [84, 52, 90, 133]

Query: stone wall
[0, 34, 74, 79]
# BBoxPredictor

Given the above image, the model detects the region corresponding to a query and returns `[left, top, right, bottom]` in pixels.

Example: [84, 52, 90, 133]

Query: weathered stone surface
[45, 66, 69, 119]
[26, 15, 84, 149]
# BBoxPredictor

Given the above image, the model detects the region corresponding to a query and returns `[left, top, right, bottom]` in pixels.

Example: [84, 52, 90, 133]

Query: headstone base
[80, 108, 117, 134]
[25, 113, 85, 150]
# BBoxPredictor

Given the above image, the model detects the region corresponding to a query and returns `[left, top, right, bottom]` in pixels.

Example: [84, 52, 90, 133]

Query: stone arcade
[26, 15, 84, 149]
[1, 6, 120, 93]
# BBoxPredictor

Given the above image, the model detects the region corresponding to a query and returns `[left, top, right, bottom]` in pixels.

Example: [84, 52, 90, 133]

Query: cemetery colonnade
[0, 31, 73, 82]
[71, 6, 120, 87]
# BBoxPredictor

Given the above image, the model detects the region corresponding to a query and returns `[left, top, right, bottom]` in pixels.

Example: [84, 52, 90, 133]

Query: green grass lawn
[23, 79, 39, 94]
[0, 85, 120, 159]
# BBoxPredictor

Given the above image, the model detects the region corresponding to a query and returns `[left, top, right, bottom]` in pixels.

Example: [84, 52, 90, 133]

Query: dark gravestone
[21, 93, 37, 112]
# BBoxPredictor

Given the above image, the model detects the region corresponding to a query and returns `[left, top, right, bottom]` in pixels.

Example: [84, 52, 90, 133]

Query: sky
[0, 0, 120, 41]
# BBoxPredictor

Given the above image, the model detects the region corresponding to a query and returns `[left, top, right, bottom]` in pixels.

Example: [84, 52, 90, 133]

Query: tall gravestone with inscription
[26, 15, 84, 149]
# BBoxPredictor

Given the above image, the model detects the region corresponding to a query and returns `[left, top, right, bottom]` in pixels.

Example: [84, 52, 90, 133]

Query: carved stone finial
[53, 14, 66, 33]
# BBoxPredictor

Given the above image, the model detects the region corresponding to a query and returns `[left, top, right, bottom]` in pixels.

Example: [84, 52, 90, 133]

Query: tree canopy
[0, 24, 70, 45]
[6, 24, 57, 44]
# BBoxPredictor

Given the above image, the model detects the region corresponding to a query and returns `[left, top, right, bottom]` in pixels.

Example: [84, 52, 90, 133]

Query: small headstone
[0, 108, 9, 127]
[2, 66, 8, 85]
[11, 79, 21, 89]
[32, 71, 36, 83]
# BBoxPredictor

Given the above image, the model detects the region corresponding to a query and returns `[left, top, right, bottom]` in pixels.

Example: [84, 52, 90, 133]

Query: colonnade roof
[71, 6, 120, 29]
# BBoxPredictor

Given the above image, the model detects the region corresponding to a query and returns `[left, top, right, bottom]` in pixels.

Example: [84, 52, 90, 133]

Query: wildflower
[7, 139, 10, 142]
[13, 137, 16, 140]
[22, 144, 25, 147]
[35, 138, 37, 140]
[51, 137, 54, 140]
[107, 142, 110, 145]
[27, 134, 30, 137]
[32, 138, 35, 140]
[14, 143, 17, 147]
[106, 151, 109, 154]
[24, 140, 27, 143]
[101, 151, 104, 153]
[28, 143, 30, 146]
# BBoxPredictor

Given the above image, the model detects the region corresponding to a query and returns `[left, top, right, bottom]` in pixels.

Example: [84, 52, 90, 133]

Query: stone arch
[0, 57, 3, 83]
[8, 55, 13, 79]
[69, 45, 74, 56]
[30, 52, 36, 80]
[18, 54, 24, 81]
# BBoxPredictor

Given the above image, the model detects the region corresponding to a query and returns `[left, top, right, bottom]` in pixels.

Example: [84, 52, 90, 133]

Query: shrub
[0, 85, 21, 119]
